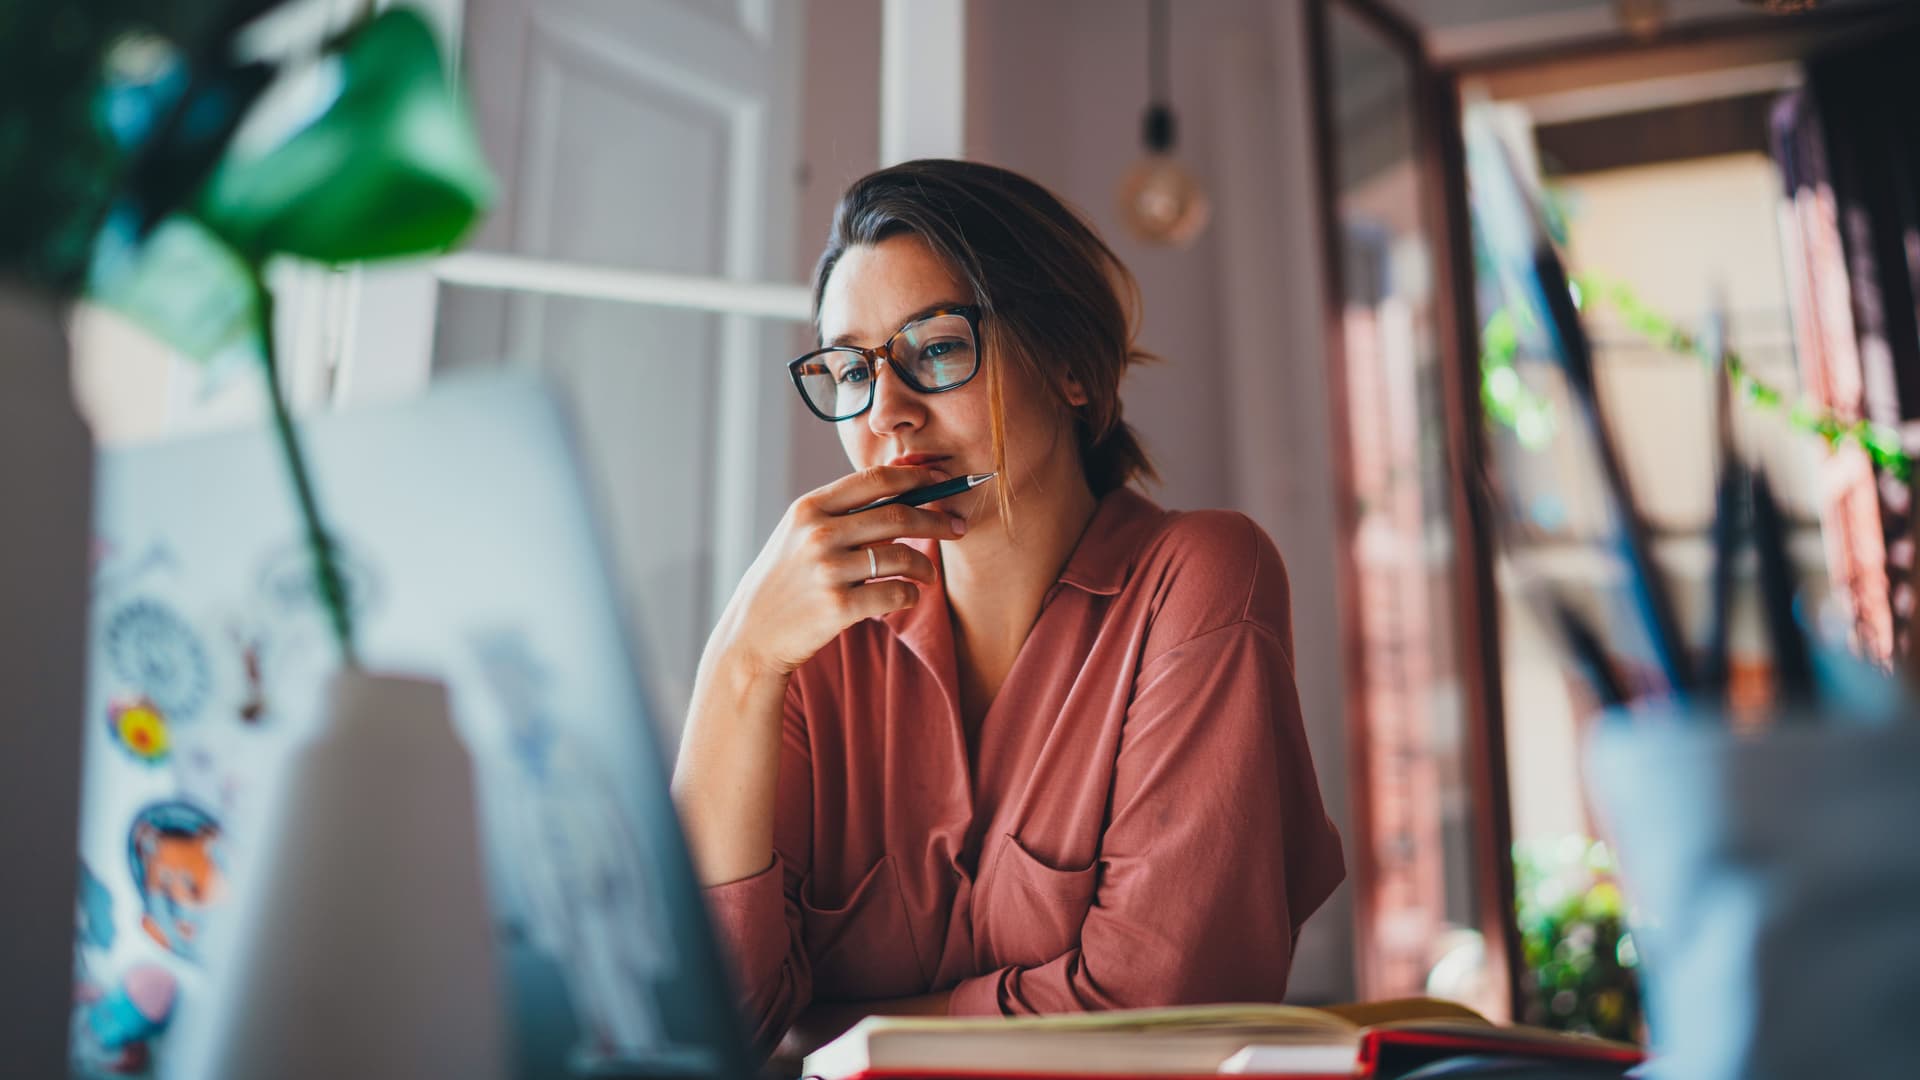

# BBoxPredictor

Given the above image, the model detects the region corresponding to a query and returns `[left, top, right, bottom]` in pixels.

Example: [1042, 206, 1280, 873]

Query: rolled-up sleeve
[700, 685, 816, 1048]
[947, 536, 1344, 1015]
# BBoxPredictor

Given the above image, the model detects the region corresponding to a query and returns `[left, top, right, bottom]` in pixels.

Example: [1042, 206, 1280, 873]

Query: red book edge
[1356, 1028, 1645, 1073]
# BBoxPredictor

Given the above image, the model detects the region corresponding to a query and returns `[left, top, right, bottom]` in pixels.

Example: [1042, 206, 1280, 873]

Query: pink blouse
[702, 487, 1345, 1047]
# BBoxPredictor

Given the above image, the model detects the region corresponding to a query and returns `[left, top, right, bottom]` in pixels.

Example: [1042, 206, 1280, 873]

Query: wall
[788, 0, 886, 496]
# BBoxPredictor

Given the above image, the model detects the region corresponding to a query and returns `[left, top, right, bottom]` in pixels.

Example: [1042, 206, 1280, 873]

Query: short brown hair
[812, 159, 1158, 523]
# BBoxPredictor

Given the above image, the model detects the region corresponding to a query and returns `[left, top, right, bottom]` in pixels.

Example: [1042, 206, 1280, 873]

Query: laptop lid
[74, 371, 749, 1079]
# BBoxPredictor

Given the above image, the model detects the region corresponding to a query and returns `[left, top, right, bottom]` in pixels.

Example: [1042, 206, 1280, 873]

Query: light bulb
[1118, 154, 1210, 247]
[1616, 0, 1666, 38]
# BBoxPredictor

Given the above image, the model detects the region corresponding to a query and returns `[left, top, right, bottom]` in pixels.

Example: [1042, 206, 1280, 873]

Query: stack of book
[802, 1001, 1642, 1080]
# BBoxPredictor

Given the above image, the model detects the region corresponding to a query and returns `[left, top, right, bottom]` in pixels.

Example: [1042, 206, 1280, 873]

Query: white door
[435, 0, 806, 741]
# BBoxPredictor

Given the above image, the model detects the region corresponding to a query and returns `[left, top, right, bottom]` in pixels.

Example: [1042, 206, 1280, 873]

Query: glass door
[1310, 0, 1514, 1018]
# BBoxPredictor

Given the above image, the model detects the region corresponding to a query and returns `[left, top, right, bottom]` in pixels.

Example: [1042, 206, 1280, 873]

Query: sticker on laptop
[103, 598, 211, 725]
[105, 697, 172, 765]
[128, 799, 226, 963]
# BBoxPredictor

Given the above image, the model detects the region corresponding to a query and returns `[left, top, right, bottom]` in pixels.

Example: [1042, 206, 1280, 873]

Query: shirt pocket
[977, 833, 1099, 970]
[800, 853, 926, 1001]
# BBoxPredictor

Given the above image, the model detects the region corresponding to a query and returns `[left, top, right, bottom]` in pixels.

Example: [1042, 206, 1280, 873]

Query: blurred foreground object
[1588, 705, 1920, 1080]
[0, 4, 287, 1073]
[89, 5, 497, 669]
[180, 673, 506, 1080]
[0, 292, 92, 1080]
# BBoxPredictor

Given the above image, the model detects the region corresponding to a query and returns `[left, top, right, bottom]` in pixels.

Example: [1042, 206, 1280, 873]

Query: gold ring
[867, 547, 879, 580]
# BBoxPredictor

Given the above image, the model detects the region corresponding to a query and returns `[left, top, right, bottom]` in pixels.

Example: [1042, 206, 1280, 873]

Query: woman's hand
[675, 466, 965, 887]
[709, 465, 968, 679]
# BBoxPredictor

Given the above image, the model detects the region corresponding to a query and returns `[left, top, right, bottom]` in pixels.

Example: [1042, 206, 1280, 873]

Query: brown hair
[812, 159, 1158, 526]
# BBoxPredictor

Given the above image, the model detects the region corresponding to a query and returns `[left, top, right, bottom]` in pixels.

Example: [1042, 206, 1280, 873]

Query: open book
[801, 1000, 1643, 1079]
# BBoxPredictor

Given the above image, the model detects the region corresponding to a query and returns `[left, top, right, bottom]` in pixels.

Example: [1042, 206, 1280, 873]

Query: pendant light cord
[1147, 0, 1169, 106]
[1142, 0, 1175, 152]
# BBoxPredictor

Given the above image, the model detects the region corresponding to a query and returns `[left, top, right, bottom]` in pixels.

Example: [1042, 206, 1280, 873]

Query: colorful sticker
[106, 698, 171, 764]
[72, 964, 177, 1077]
[85, 964, 177, 1051]
[128, 800, 225, 963]
[231, 625, 268, 724]
[103, 598, 211, 723]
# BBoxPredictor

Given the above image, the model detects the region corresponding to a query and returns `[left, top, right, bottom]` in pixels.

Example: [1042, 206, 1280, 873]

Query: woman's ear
[1062, 375, 1090, 407]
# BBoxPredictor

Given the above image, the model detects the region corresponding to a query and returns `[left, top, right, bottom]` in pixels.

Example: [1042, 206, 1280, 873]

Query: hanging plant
[1479, 274, 1911, 481]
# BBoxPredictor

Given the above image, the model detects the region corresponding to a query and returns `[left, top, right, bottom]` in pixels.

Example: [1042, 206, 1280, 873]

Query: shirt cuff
[945, 969, 1006, 1016]
[701, 854, 788, 990]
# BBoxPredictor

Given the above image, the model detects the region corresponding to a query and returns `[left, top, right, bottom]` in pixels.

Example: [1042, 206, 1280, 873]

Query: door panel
[438, 0, 802, 740]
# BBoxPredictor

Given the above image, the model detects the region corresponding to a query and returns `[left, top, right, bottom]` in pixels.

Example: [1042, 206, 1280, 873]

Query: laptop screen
[74, 372, 748, 1078]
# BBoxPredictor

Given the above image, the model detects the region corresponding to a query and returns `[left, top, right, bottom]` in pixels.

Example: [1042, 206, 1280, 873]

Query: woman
[672, 159, 1344, 1052]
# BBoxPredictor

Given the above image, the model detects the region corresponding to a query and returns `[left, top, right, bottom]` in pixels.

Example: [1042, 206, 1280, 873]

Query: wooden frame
[1423, 55, 1525, 1026]
[1307, 0, 1519, 1018]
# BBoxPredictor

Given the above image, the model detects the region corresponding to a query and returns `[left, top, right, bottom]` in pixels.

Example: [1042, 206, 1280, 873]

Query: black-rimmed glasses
[788, 305, 983, 422]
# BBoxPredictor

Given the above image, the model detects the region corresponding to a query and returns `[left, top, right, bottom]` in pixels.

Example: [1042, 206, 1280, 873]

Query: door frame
[1306, 0, 1521, 1018]
[1308, 0, 1910, 1020]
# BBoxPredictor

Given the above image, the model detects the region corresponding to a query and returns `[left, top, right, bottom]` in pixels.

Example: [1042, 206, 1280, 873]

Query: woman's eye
[915, 340, 973, 380]
[835, 364, 870, 386]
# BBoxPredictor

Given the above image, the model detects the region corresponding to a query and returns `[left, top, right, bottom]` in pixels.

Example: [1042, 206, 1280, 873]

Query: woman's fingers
[841, 542, 937, 586]
[842, 578, 923, 621]
[720, 468, 961, 677]
[812, 465, 950, 515]
[832, 501, 966, 547]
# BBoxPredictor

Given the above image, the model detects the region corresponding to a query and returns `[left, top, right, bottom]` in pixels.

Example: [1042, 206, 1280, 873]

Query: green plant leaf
[195, 6, 494, 264]
[85, 212, 262, 369]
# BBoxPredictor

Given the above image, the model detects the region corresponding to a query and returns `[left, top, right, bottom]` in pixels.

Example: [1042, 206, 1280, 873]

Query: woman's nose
[866, 359, 924, 435]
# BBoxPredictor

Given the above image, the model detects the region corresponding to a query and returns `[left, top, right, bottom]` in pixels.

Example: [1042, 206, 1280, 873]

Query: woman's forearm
[672, 643, 791, 887]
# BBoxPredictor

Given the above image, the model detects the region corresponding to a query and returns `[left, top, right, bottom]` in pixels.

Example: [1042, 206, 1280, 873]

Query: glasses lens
[894, 313, 978, 390]
[794, 349, 873, 419]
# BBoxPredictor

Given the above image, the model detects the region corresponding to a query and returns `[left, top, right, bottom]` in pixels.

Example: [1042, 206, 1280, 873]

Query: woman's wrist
[705, 639, 792, 710]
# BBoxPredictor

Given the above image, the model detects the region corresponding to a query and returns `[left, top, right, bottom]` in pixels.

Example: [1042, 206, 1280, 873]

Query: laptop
[71, 371, 750, 1079]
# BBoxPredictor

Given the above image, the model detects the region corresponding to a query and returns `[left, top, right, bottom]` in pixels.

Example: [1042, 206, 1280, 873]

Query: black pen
[1468, 125, 1693, 698]
[1749, 470, 1816, 708]
[1533, 242, 1695, 698]
[1702, 303, 1740, 706]
[845, 472, 996, 515]
[1548, 597, 1629, 710]
[1701, 458, 1745, 704]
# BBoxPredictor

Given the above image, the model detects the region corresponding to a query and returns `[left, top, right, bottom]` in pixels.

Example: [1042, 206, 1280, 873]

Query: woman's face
[816, 233, 1084, 531]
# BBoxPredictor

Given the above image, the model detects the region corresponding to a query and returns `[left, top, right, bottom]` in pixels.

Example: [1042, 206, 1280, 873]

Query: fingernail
[950, 515, 967, 535]
[929, 469, 950, 482]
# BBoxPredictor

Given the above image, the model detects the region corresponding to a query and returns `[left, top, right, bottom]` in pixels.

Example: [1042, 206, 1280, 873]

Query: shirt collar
[1053, 486, 1165, 596]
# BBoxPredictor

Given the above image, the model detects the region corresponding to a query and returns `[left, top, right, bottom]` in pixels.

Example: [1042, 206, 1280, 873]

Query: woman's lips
[887, 453, 950, 468]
